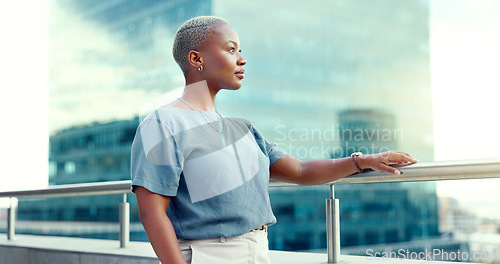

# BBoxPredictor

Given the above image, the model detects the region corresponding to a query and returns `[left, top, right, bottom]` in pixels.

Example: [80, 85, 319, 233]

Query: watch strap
[351, 152, 363, 173]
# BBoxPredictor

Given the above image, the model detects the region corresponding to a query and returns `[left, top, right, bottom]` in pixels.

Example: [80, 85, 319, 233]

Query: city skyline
[36, 0, 437, 251]
[0, 0, 499, 220]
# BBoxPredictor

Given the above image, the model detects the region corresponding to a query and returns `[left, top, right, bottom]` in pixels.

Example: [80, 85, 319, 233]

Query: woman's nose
[238, 54, 246, 66]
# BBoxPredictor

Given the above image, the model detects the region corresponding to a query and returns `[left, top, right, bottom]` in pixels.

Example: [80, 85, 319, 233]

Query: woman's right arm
[135, 186, 187, 264]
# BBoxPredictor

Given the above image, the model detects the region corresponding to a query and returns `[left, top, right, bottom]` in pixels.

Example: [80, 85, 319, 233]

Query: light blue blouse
[131, 105, 287, 239]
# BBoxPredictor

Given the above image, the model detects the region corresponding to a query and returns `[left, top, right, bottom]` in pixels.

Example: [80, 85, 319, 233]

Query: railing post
[119, 193, 130, 248]
[325, 184, 342, 264]
[7, 197, 17, 240]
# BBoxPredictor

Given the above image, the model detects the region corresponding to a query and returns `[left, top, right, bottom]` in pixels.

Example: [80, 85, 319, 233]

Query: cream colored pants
[177, 229, 271, 264]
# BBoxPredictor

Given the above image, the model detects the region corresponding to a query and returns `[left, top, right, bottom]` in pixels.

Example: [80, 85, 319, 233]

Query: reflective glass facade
[18, 0, 439, 252]
[214, 0, 433, 162]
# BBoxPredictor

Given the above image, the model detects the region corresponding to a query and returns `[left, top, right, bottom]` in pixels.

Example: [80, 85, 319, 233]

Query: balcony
[1, 159, 500, 264]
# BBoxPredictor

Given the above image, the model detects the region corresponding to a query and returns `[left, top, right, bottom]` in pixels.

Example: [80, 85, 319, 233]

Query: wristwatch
[351, 152, 363, 173]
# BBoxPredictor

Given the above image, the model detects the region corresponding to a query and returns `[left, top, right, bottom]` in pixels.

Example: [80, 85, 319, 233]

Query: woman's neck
[180, 80, 218, 112]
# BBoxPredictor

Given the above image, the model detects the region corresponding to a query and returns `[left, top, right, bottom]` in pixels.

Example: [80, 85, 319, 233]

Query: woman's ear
[188, 50, 203, 69]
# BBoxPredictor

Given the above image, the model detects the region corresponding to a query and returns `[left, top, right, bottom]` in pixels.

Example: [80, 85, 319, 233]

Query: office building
[18, 0, 438, 251]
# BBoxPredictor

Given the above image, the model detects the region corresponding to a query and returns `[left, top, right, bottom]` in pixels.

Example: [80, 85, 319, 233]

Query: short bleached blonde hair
[172, 16, 228, 74]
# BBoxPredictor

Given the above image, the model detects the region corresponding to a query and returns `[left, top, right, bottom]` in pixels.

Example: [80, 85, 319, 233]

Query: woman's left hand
[357, 150, 418, 175]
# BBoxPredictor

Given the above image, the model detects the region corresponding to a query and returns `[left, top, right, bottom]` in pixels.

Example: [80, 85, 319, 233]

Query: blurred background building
[15, 0, 443, 253]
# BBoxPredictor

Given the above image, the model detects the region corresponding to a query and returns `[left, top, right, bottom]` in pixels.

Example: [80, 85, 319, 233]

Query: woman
[131, 16, 417, 264]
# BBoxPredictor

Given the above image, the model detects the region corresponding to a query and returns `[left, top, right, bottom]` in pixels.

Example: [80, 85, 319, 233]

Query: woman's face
[199, 23, 246, 91]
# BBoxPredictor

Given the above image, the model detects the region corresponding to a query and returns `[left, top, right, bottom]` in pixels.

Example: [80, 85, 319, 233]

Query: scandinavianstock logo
[273, 124, 403, 159]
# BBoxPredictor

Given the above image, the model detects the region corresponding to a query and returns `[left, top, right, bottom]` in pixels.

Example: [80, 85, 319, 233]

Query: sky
[0, 0, 49, 208]
[1, 0, 500, 218]
[429, 0, 500, 218]
[431, 0, 500, 161]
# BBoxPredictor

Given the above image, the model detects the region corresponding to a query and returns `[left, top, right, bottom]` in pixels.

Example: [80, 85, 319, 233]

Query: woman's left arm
[270, 150, 417, 185]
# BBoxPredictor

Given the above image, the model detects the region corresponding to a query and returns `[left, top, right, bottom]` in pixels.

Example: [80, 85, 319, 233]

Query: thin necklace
[177, 97, 224, 135]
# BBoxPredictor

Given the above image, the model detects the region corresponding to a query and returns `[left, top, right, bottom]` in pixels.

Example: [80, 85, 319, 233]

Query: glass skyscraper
[49, 0, 433, 161]
[18, 0, 438, 252]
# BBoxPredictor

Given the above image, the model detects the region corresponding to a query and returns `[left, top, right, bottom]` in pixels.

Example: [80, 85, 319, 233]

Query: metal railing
[1, 158, 500, 263]
[0, 180, 132, 248]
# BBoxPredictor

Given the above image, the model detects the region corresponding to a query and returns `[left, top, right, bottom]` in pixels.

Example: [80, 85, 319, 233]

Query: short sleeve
[250, 124, 287, 165]
[130, 116, 184, 197]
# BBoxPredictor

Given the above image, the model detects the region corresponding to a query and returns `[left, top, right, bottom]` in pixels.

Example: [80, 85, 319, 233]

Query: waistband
[178, 225, 267, 244]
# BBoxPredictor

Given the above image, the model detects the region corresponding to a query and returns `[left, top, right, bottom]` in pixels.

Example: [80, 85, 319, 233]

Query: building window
[64, 161, 76, 175]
